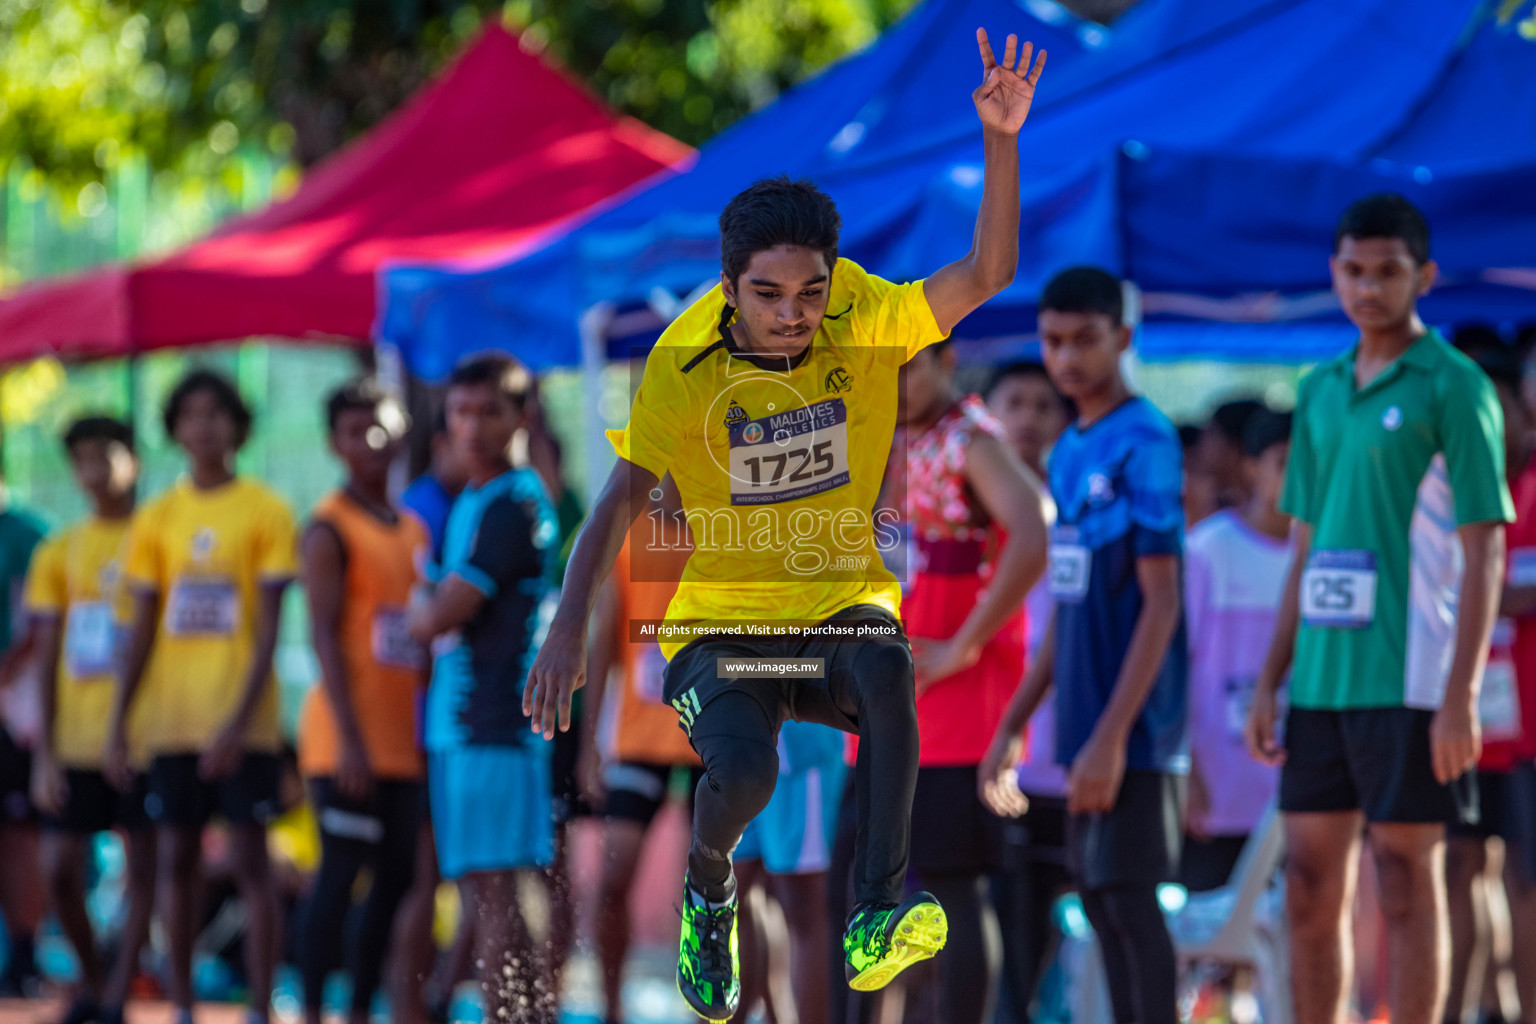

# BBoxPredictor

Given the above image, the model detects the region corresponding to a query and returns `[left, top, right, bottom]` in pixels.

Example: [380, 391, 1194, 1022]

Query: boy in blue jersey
[980, 267, 1187, 1024]
[407, 354, 561, 1024]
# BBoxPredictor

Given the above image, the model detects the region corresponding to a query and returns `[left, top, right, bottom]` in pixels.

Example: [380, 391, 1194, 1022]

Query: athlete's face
[1245, 441, 1289, 513]
[1331, 236, 1437, 333]
[69, 438, 137, 503]
[986, 373, 1069, 470]
[1038, 310, 1129, 402]
[896, 345, 956, 427]
[446, 382, 524, 474]
[331, 404, 404, 487]
[173, 388, 239, 464]
[721, 246, 831, 360]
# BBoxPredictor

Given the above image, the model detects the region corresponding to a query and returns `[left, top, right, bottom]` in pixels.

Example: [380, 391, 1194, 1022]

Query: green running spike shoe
[843, 891, 948, 992]
[677, 877, 740, 1022]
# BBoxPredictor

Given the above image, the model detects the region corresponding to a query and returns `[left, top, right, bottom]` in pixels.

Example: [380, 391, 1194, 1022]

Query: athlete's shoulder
[1121, 397, 1178, 444]
[134, 484, 181, 522]
[1185, 510, 1240, 558]
[235, 476, 293, 511]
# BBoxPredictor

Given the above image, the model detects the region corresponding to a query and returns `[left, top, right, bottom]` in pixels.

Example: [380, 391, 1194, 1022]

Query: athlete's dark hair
[430, 404, 449, 437]
[1475, 348, 1523, 399]
[162, 369, 253, 447]
[324, 376, 406, 435]
[1177, 424, 1204, 452]
[1334, 193, 1430, 265]
[1242, 409, 1293, 460]
[985, 360, 1075, 416]
[1208, 399, 1267, 447]
[447, 353, 532, 409]
[1039, 267, 1124, 326]
[62, 415, 134, 455]
[719, 176, 841, 286]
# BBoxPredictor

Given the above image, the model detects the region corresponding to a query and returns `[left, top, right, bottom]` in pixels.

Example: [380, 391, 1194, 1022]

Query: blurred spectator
[1198, 398, 1266, 512]
[1179, 423, 1219, 527]
[1452, 323, 1506, 361]
[1181, 408, 1293, 892]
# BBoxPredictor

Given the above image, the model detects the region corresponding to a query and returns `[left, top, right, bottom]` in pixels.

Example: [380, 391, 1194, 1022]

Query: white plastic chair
[1067, 802, 1291, 1024]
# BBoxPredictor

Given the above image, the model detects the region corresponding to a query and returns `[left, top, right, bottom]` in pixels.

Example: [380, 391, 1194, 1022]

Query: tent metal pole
[578, 303, 615, 507]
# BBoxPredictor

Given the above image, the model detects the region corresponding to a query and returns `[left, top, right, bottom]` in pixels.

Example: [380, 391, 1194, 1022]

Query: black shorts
[601, 762, 702, 826]
[1001, 795, 1069, 874]
[309, 776, 422, 847]
[42, 769, 150, 835]
[0, 727, 34, 823]
[146, 752, 282, 828]
[1067, 770, 1185, 891]
[663, 605, 907, 733]
[1279, 707, 1473, 824]
[1450, 764, 1536, 855]
[1177, 834, 1248, 893]
[909, 764, 1005, 875]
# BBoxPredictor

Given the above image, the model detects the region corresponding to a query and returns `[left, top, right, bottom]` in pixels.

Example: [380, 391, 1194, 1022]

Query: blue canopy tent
[380, 0, 1535, 377]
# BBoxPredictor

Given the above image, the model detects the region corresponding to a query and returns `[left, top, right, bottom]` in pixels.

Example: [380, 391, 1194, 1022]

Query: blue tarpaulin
[379, 0, 1536, 376]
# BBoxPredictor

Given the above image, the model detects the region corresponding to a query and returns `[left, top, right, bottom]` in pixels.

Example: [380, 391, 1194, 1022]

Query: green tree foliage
[0, 0, 922, 206]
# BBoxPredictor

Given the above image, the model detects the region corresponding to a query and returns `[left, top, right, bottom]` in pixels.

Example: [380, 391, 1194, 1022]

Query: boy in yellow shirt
[105, 371, 297, 1024]
[25, 417, 154, 1024]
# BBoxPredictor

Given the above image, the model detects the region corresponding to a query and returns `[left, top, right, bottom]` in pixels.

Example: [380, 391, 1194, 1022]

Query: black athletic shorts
[662, 605, 907, 730]
[42, 769, 150, 835]
[1279, 707, 1474, 824]
[146, 752, 282, 827]
[0, 727, 34, 823]
[309, 776, 422, 846]
[1008, 794, 1069, 873]
[601, 762, 702, 826]
[1177, 834, 1248, 893]
[1508, 763, 1536, 884]
[909, 764, 1005, 875]
[1067, 770, 1185, 891]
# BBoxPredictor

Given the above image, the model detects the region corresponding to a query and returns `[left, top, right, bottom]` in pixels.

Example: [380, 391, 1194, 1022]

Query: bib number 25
[1301, 550, 1377, 629]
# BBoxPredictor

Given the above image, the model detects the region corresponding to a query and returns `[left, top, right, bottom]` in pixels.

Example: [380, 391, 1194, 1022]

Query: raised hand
[973, 28, 1046, 135]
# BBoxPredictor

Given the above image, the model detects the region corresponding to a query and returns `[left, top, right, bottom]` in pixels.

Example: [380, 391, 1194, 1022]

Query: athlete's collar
[681, 303, 815, 374]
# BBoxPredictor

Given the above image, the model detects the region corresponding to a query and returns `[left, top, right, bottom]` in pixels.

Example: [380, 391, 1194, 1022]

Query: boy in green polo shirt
[1246, 194, 1513, 1024]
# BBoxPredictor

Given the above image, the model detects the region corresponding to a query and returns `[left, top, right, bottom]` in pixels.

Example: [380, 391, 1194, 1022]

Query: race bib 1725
[1301, 549, 1377, 629]
[728, 398, 851, 506]
[165, 578, 239, 637]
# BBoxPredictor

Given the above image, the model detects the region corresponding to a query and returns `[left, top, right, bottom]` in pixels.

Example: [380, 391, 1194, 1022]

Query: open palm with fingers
[973, 28, 1047, 135]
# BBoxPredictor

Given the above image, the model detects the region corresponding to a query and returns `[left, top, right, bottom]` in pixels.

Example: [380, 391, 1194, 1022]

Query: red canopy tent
[0, 23, 691, 363]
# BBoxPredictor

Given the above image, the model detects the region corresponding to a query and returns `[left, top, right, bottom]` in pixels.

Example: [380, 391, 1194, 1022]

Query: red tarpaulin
[0, 23, 691, 363]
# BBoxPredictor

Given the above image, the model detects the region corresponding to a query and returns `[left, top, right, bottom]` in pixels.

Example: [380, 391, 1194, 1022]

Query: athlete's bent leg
[687, 691, 781, 902]
[1285, 811, 1365, 1024]
[1370, 821, 1451, 1024]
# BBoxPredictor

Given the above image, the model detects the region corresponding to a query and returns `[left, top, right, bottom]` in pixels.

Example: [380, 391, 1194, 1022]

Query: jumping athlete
[522, 27, 1046, 1023]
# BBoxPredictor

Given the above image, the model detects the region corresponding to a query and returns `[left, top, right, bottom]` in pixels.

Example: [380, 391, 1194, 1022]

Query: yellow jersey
[123, 477, 297, 755]
[23, 517, 140, 767]
[608, 258, 944, 658]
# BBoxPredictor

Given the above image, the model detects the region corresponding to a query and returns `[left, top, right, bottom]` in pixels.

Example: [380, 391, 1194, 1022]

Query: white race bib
[165, 578, 239, 637]
[370, 605, 423, 670]
[64, 601, 118, 679]
[635, 643, 668, 704]
[1048, 528, 1090, 602]
[728, 398, 851, 506]
[1301, 550, 1377, 628]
